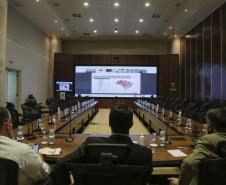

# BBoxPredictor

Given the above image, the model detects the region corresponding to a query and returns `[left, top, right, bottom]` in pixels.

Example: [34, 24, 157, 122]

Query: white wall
[62, 39, 171, 55]
[6, 6, 49, 105]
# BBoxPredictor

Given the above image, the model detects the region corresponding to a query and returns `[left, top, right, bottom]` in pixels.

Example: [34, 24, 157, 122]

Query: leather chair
[198, 141, 226, 185]
[0, 158, 19, 185]
[65, 143, 152, 185]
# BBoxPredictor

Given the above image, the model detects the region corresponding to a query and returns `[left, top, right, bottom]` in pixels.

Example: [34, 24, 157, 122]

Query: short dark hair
[206, 108, 226, 132]
[109, 104, 133, 133]
[0, 107, 10, 128]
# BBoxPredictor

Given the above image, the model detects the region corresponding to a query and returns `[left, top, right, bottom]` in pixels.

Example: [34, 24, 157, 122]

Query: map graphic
[116, 80, 133, 90]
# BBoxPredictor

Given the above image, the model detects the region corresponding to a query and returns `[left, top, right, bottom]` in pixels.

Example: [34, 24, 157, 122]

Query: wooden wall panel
[211, 9, 221, 101]
[196, 23, 204, 101]
[180, 2, 226, 102]
[222, 3, 226, 101]
[190, 28, 197, 100]
[185, 34, 191, 100]
[203, 16, 212, 100]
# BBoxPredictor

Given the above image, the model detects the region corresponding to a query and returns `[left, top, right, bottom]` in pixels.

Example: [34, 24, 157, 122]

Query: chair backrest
[65, 143, 152, 185]
[198, 141, 226, 185]
[0, 158, 19, 185]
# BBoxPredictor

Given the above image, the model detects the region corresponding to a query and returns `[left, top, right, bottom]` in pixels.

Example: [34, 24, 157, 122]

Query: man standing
[0, 107, 51, 185]
[51, 104, 152, 185]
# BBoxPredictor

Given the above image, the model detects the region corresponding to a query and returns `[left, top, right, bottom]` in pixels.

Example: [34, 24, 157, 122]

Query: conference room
[0, 0, 226, 185]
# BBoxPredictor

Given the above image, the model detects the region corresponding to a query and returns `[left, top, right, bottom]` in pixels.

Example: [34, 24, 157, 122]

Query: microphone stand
[65, 108, 74, 142]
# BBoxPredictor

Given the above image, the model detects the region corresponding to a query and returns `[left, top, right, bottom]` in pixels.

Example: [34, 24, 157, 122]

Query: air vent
[152, 14, 161, 18]
[175, 3, 182, 7]
[83, 33, 91, 36]
[10, 0, 24, 8]
[53, 2, 60, 7]
[72, 13, 82, 18]
[142, 34, 152, 37]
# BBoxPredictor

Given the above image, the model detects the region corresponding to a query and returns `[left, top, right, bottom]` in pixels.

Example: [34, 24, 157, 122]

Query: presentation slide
[75, 66, 157, 98]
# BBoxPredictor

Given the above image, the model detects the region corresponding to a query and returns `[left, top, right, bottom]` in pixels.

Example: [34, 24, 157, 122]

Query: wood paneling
[54, 54, 179, 107]
[180, 2, 226, 102]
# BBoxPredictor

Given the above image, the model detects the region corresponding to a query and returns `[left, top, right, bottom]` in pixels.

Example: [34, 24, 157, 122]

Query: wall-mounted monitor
[74, 66, 158, 98]
[56, 81, 73, 92]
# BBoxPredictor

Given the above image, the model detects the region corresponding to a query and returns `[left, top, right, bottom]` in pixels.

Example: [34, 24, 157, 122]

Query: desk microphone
[165, 122, 171, 144]
[65, 108, 74, 142]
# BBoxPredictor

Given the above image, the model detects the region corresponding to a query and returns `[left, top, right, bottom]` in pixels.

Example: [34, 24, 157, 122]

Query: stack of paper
[39, 148, 61, 155]
[167, 149, 187, 157]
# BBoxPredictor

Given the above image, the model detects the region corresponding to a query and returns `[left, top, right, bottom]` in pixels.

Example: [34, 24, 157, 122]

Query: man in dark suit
[50, 104, 152, 185]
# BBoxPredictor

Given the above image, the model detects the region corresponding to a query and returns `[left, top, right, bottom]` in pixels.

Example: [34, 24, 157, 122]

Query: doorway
[6, 69, 21, 110]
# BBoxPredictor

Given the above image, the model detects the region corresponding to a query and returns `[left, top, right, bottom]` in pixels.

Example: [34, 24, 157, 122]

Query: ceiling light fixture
[36, 0, 39, 2]
[184, 9, 188, 13]
[114, 29, 118, 34]
[66, 33, 69, 37]
[135, 30, 140, 34]
[174, 34, 177, 38]
[54, 20, 58, 24]
[84, 2, 89, 6]
[145, 2, 150, 7]
[169, 26, 173, 30]
[89, 18, 94, 22]
[114, 2, 119, 7]
[139, 19, 144, 23]
[114, 18, 119, 23]
[93, 30, 98, 33]
[61, 27, 64, 31]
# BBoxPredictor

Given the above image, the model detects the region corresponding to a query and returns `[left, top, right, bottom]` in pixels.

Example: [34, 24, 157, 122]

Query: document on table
[39, 148, 61, 156]
[167, 149, 187, 157]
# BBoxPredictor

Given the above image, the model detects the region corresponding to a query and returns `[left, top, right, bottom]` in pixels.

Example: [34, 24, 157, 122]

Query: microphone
[65, 108, 74, 142]
[165, 122, 171, 144]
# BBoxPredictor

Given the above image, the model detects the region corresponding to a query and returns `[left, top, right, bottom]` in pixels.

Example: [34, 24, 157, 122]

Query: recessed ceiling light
[174, 34, 177, 38]
[84, 2, 89, 6]
[169, 26, 173, 30]
[139, 19, 144, 23]
[36, 0, 39, 2]
[135, 30, 140, 34]
[61, 27, 64, 31]
[89, 18, 94, 22]
[93, 30, 98, 33]
[54, 20, 58, 24]
[114, 29, 118, 34]
[114, 18, 119, 23]
[145, 2, 150, 7]
[114, 2, 119, 7]
[184, 9, 188, 13]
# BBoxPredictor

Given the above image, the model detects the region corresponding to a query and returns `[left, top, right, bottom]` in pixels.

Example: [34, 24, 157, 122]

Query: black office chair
[198, 140, 226, 185]
[65, 143, 152, 185]
[0, 158, 19, 185]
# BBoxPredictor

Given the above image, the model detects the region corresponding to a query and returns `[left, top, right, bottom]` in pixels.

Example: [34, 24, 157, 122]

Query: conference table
[15, 100, 200, 175]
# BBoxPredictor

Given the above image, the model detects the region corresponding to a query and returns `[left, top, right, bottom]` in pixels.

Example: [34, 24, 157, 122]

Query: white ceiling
[9, 0, 226, 40]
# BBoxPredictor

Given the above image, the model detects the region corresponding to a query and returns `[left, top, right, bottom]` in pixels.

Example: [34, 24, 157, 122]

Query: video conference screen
[56, 81, 73, 92]
[75, 66, 158, 98]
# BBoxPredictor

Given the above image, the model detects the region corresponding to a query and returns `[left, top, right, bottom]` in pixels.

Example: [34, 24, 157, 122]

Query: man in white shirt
[0, 106, 51, 185]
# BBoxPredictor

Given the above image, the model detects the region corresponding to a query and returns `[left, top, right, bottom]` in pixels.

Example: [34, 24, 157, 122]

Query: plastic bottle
[159, 131, 166, 147]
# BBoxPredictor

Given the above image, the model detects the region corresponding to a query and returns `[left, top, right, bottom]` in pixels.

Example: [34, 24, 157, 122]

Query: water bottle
[159, 131, 166, 147]
[48, 129, 55, 145]
[57, 107, 61, 115]
[202, 124, 208, 136]
[17, 126, 24, 141]
[186, 119, 192, 133]
[139, 134, 145, 146]
[41, 130, 48, 144]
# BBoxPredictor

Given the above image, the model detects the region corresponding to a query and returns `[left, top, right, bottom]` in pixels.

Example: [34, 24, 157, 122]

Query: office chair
[0, 158, 19, 185]
[65, 143, 152, 185]
[198, 141, 226, 185]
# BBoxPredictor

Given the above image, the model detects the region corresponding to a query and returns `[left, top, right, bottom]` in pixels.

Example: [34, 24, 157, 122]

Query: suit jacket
[51, 134, 152, 185]
[179, 133, 226, 185]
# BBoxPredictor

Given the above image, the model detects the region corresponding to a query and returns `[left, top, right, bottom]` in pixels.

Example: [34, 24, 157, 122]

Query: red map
[116, 80, 133, 90]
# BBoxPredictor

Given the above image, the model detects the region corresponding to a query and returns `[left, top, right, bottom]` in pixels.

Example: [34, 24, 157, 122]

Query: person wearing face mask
[0, 107, 51, 185]
[168, 107, 226, 185]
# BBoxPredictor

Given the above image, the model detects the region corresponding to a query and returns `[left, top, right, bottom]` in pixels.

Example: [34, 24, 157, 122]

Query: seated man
[169, 107, 226, 185]
[0, 107, 51, 185]
[51, 104, 152, 185]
